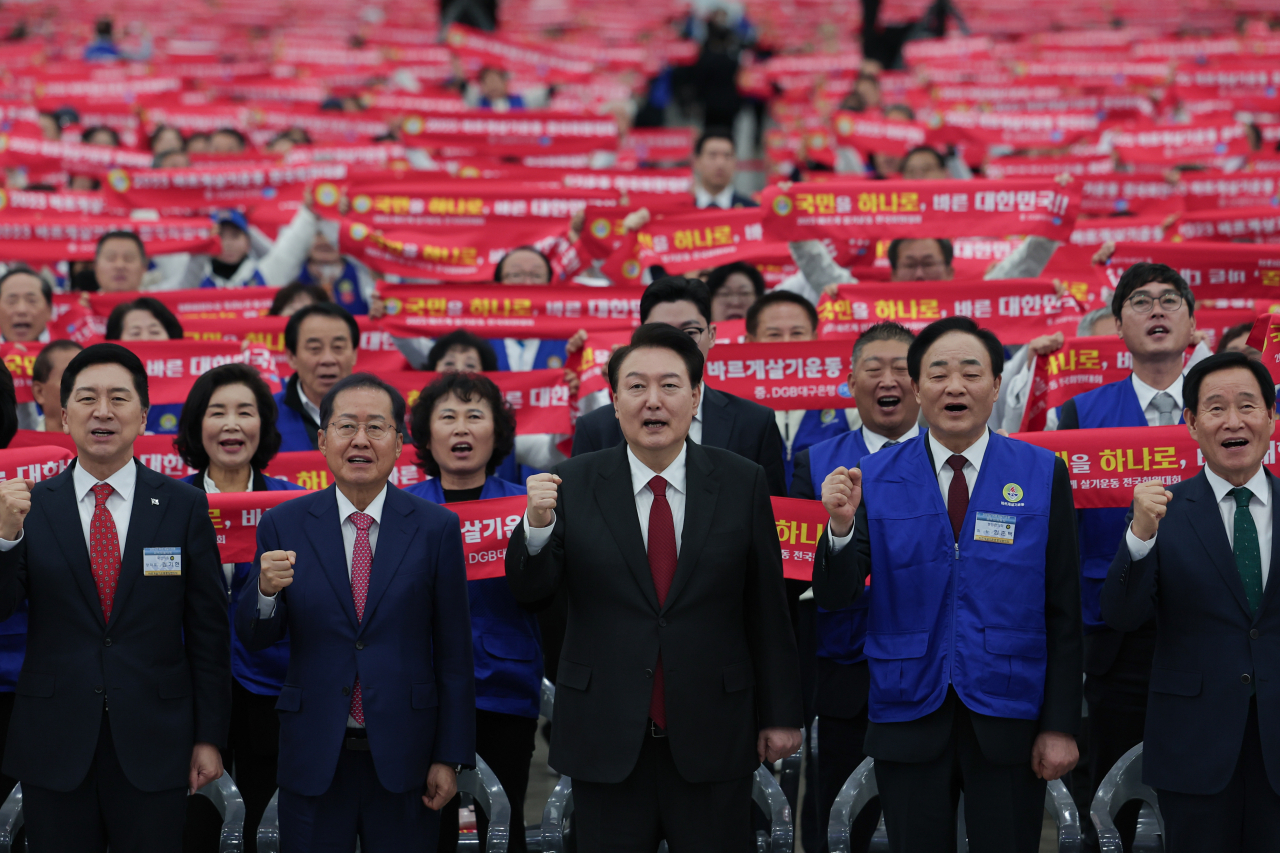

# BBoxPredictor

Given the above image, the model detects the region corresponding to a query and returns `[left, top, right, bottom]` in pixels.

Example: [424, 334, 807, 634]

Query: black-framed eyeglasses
[682, 326, 707, 341]
[1125, 290, 1184, 315]
[326, 421, 395, 440]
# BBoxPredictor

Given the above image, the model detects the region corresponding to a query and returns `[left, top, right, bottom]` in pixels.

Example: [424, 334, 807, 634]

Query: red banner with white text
[0, 216, 220, 263]
[703, 341, 853, 411]
[339, 220, 564, 282]
[207, 490, 314, 563]
[262, 447, 422, 491]
[375, 285, 642, 340]
[1103, 243, 1280, 299]
[90, 287, 282, 321]
[772, 496, 832, 581]
[447, 495, 528, 580]
[0, 445, 74, 483]
[121, 341, 282, 405]
[378, 370, 573, 435]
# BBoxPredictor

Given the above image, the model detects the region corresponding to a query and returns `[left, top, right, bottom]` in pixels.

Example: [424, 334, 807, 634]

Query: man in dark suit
[239, 372, 474, 853]
[0, 343, 230, 851]
[814, 316, 1082, 853]
[507, 323, 803, 849]
[692, 130, 758, 209]
[571, 276, 787, 497]
[1103, 351, 1280, 853]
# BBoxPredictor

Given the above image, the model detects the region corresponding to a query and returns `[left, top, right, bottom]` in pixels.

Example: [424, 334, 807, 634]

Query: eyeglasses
[500, 271, 548, 284]
[681, 326, 708, 342]
[898, 259, 942, 275]
[327, 421, 395, 440]
[1125, 290, 1184, 315]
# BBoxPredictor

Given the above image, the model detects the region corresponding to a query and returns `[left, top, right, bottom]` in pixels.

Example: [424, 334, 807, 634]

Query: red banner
[1246, 314, 1280, 383]
[622, 128, 694, 163]
[0, 189, 108, 217]
[1181, 172, 1280, 211]
[985, 156, 1116, 180]
[1078, 177, 1185, 216]
[0, 342, 44, 403]
[443, 24, 594, 83]
[1103, 243, 1280, 299]
[818, 280, 1085, 345]
[0, 445, 74, 483]
[448, 495, 528, 580]
[1070, 215, 1171, 246]
[832, 113, 927, 155]
[399, 112, 619, 156]
[104, 164, 348, 215]
[338, 220, 564, 282]
[90, 287, 281, 321]
[934, 111, 1101, 150]
[1018, 337, 1137, 431]
[633, 208, 770, 274]
[334, 179, 619, 228]
[771, 496, 832, 581]
[1175, 207, 1280, 244]
[377, 369, 573, 435]
[122, 341, 282, 405]
[0, 216, 220, 263]
[762, 180, 1080, 243]
[703, 341, 853, 411]
[0, 133, 152, 171]
[207, 489, 314, 563]
[263, 446, 422, 491]
[1108, 120, 1251, 165]
[375, 285, 641, 340]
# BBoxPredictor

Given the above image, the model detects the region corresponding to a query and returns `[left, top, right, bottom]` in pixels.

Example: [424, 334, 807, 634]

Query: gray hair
[1077, 307, 1113, 337]
[851, 321, 916, 367]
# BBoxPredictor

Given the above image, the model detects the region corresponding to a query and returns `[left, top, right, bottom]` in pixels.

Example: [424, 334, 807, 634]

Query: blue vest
[807, 429, 872, 666]
[296, 260, 369, 316]
[201, 268, 265, 289]
[273, 381, 319, 452]
[405, 476, 544, 719]
[1065, 377, 1182, 631]
[494, 339, 569, 372]
[784, 409, 850, 492]
[147, 403, 183, 435]
[862, 433, 1056, 723]
[0, 603, 28, 691]
[182, 472, 305, 695]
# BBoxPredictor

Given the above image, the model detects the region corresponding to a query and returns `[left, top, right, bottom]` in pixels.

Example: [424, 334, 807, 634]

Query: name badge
[974, 512, 1016, 545]
[143, 547, 182, 576]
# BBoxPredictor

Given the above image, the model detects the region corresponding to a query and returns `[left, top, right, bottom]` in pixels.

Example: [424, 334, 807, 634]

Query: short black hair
[148, 124, 185, 152]
[284, 302, 359, 355]
[410, 372, 516, 478]
[639, 276, 712, 325]
[888, 238, 953, 272]
[494, 246, 553, 283]
[268, 282, 330, 316]
[82, 126, 121, 147]
[96, 230, 147, 261]
[211, 127, 248, 148]
[105, 297, 184, 340]
[1110, 262, 1196, 320]
[1216, 322, 1255, 355]
[608, 323, 705, 392]
[95, 17, 113, 37]
[319, 373, 406, 435]
[0, 266, 52, 307]
[175, 363, 282, 472]
[907, 316, 1004, 382]
[425, 329, 499, 372]
[32, 340, 83, 384]
[694, 128, 735, 157]
[705, 262, 765, 300]
[746, 291, 818, 337]
[851, 321, 915, 366]
[1184, 351, 1276, 414]
[0, 360, 16, 449]
[902, 146, 946, 172]
[60, 343, 149, 409]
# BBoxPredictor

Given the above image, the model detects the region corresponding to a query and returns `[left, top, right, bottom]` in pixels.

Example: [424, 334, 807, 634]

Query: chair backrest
[0, 784, 20, 853]
[539, 775, 574, 853]
[257, 790, 281, 853]
[777, 727, 806, 813]
[195, 771, 247, 853]
[457, 754, 512, 853]
[1090, 743, 1163, 853]
[752, 763, 795, 853]
[540, 678, 556, 722]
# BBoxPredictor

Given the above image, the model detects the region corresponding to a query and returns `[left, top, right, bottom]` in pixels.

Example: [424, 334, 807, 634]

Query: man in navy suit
[238, 373, 475, 853]
[1104, 351, 1280, 853]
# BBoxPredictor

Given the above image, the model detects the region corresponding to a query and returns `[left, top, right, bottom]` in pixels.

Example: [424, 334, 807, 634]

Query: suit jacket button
[94, 686, 103, 694]
[644, 669, 653, 678]
[1251, 629, 1260, 640]
[1242, 674, 1253, 685]
[659, 618, 667, 627]
[342, 686, 350, 696]
[356, 641, 364, 650]
[103, 638, 112, 647]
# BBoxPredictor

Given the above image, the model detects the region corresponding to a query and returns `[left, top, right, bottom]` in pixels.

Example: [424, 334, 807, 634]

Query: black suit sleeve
[1057, 398, 1080, 431]
[1040, 457, 1083, 736]
[505, 466, 567, 605]
[790, 449, 815, 500]
[184, 490, 232, 749]
[0, 533, 28, 622]
[571, 413, 602, 457]
[1101, 505, 1158, 633]
[811, 497, 871, 612]
[757, 415, 788, 497]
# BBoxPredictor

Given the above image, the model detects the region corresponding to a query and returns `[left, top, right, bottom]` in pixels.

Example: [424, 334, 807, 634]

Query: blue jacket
[860, 433, 1057, 723]
[182, 471, 305, 696]
[0, 603, 27, 691]
[236, 485, 475, 795]
[405, 476, 543, 719]
[494, 339, 568, 372]
[296, 260, 369, 316]
[147, 403, 184, 435]
[273, 375, 320, 452]
[783, 409, 850, 492]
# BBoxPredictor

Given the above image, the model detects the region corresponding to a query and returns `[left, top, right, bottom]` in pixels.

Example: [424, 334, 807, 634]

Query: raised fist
[821, 466, 862, 538]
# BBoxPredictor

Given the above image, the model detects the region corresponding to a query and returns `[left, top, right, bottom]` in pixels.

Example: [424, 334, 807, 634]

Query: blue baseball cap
[211, 209, 249, 233]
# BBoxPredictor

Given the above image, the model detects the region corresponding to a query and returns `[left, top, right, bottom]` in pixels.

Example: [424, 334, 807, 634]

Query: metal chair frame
[0, 784, 20, 853]
[1090, 743, 1164, 853]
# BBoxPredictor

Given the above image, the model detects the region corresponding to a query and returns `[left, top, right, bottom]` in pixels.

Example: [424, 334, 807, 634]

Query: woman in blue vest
[403, 371, 540, 853]
[175, 363, 303, 851]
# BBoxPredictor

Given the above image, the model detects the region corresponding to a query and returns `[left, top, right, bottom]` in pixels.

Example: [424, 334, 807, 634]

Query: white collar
[1131, 372, 1183, 412]
[300, 391, 322, 426]
[1204, 465, 1271, 507]
[626, 443, 688, 498]
[73, 458, 137, 505]
[696, 383, 706, 423]
[694, 182, 736, 209]
[335, 484, 389, 527]
[927, 428, 990, 478]
[863, 423, 920, 454]
[203, 471, 220, 494]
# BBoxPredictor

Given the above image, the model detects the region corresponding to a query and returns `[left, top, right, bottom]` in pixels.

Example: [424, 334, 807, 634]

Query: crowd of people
[0, 2, 1273, 853]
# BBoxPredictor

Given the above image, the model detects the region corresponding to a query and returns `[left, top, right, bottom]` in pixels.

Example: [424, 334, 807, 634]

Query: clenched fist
[0, 478, 34, 541]
[259, 550, 297, 596]
[822, 466, 862, 538]
[1131, 480, 1173, 542]
[526, 473, 561, 529]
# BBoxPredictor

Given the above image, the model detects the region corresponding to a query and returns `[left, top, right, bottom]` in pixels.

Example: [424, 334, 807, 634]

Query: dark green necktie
[1228, 487, 1264, 615]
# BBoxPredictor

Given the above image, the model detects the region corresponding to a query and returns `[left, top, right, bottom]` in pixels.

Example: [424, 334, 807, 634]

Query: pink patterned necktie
[349, 511, 374, 725]
[90, 483, 121, 623]
[646, 476, 677, 729]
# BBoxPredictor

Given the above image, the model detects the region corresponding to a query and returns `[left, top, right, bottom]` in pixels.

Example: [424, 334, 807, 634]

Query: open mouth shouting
[1146, 323, 1171, 340]
[1221, 437, 1249, 450]
[876, 395, 902, 414]
[450, 441, 473, 459]
[345, 452, 375, 469]
[943, 401, 969, 415]
[88, 425, 118, 444]
[218, 437, 247, 455]
[642, 417, 669, 434]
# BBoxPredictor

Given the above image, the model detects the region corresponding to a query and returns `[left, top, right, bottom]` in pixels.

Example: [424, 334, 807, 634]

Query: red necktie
[946, 455, 969, 538]
[90, 483, 121, 623]
[348, 511, 373, 726]
[646, 476, 677, 729]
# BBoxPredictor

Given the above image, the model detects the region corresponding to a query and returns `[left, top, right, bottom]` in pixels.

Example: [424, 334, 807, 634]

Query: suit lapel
[698, 386, 733, 449]
[110, 462, 173, 628]
[1186, 471, 1254, 618]
[358, 486, 412, 633]
[662, 441, 718, 614]
[1259, 472, 1280, 619]
[43, 462, 103, 631]
[594, 444, 660, 613]
[305, 487, 359, 631]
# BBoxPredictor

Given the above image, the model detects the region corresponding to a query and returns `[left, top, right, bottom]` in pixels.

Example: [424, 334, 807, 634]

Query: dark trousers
[228, 680, 281, 852]
[573, 731, 754, 853]
[1084, 644, 1151, 850]
[1158, 698, 1280, 853]
[0, 691, 16, 800]
[874, 701, 1046, 853]
[278, 742, 441, 853]
[24, 710, 187, 853]
[438, 709, 538, 853]
[817, 714, 880, 853]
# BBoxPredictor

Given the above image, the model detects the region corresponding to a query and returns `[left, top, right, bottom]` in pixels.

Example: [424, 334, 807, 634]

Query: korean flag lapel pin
[151, 498, 160, 505]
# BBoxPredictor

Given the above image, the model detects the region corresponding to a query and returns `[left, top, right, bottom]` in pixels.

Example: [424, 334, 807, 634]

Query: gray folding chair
[256, 790, 280, 853]
[195, 771, 247, 853]
[457, 754, 513, 852]
[777, 727, 806, 813]
[540, 678, 556, 721]
[1090, 743, 1164, 853]
[0, 784, 20, 853]
[538, 775, 573, 853]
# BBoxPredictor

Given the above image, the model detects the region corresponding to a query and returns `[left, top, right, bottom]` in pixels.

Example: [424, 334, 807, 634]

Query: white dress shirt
[525, 445, 688, 556]
[689, 387, 705, 445]
[861, 423, 920, 455]
[0, 459, 137, 554]
[1129, 373, 1184, 428]
[830, 429, 989, 553]
[694, 183, 736, 210]
[1127, 464, 1272, 587]
[299, 391, 321, 427]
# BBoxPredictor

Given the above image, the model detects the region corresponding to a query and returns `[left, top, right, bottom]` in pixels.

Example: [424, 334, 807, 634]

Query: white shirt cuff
[1125, 525, 1156, 561]
[524, 512, 556, 555]
[257, 588, 278, 618]
[828, 521, 854, 555]
[0, 530, 22, 552]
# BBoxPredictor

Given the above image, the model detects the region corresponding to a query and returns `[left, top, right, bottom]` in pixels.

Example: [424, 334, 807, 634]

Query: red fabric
[945, 457, 968, 539]
[646, 476, 677, 730]
[348, 511, 374, 726]
[89, 483, 121, 623]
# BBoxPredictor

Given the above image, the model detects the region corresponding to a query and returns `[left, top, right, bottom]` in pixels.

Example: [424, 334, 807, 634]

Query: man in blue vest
[745, 291, 851, 492]
[813, 316, 1082, 853]
[790, 321, 919, 852]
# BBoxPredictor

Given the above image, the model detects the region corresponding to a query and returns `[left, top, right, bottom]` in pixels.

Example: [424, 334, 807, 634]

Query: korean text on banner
[447, 495, 528, 580]
[772, 497, 832, 581]
[208, 489, 314, 564]
[374, 285, 642, 340]
[703, 341, 854, 411]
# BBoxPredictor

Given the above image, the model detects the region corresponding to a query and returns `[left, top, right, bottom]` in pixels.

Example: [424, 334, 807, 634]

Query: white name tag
[143, 547, 182, 576]
[974, 512, 1017, 545]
